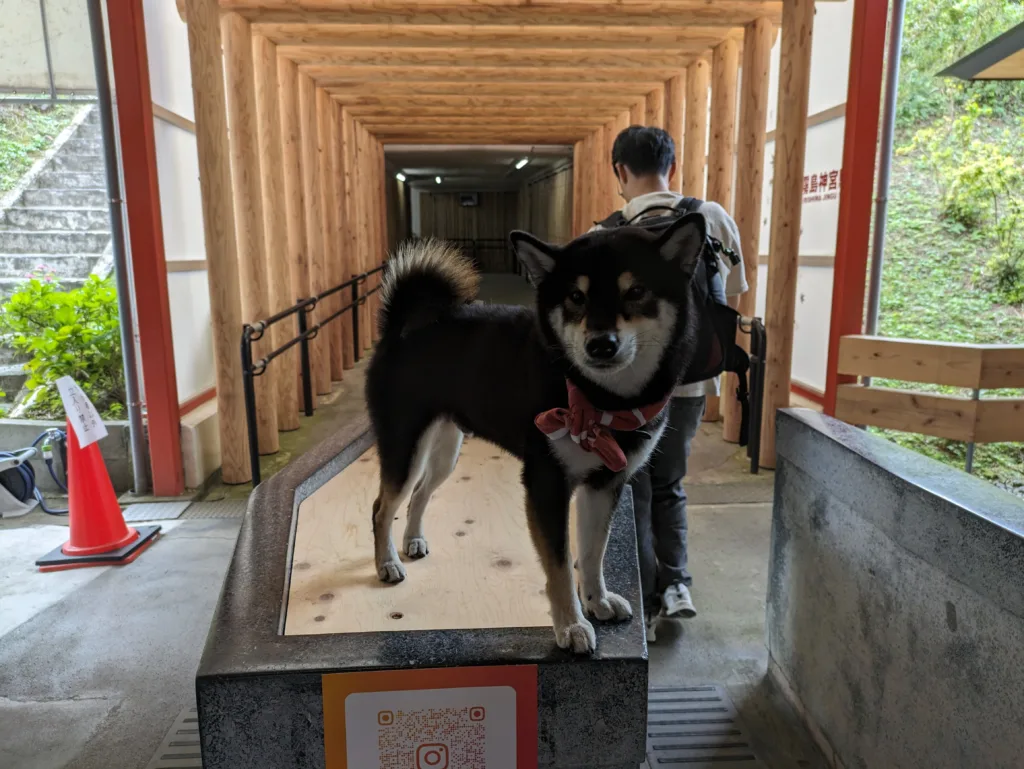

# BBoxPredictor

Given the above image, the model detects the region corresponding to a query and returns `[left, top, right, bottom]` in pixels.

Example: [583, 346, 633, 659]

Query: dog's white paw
[583, 591, 633, 622]
[377, 559, 407, 583]
[555, 618, 597, 654]
[404, 537, 429, 559]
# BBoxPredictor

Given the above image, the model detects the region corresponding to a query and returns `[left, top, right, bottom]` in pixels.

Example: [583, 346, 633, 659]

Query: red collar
[535, 380, 669, 472]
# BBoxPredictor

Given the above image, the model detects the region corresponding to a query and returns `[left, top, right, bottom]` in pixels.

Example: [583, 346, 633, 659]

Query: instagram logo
[416, 743, 449, 769]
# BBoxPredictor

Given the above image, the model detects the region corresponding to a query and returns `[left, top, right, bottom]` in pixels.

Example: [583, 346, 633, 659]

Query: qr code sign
[345, 687, 516, 768]
[378, 706, 485, 768]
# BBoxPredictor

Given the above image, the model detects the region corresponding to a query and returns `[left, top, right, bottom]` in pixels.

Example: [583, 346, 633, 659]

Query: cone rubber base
[36, 525, 161, 572]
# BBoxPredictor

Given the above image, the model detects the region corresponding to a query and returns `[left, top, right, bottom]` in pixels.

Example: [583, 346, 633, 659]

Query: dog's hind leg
[524, 459, 596, 654]
[576, 483, 633, 622]
[403, 420, 464, 559]
[373, 420, 444, 583]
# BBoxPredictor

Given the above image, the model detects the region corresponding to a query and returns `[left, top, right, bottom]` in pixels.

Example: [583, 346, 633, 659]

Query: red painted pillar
[823, 0, 890, 417]
[104, 0, 184, 495]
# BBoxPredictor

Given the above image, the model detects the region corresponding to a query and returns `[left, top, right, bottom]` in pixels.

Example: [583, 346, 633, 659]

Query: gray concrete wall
[767, 409, 1024, 769]
[0, 418, 133, 493]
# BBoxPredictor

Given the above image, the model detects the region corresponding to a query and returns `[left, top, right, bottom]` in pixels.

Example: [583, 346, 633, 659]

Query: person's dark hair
[611, 126, 675, 178]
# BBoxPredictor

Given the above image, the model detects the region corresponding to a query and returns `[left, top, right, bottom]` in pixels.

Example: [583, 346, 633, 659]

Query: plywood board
[285, 438, 554, 636]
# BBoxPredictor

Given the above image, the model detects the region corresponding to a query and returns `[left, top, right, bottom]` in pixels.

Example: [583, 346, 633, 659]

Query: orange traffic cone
[36, 420, 160, 572]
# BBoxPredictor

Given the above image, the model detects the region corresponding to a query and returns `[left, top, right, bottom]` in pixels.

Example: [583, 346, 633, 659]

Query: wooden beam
[645, 85, 665, 128]
[331, 102, 355, 370]
[182, 0, 249, 483]
[761, 0, 815, 469]
[723, 16, 772, 443]
[325, 82, 663, 98]
[254, 34, 300, 431]
[705, 37, 740, 426]
[375, 133, 585, 145]
[317, 87, 345, 382]
[303, 65, 688, 84]
[278, 55, 314, 412]
[339, 96, 644, 112]
[683, 57, 709, 197]
[255, 22, 745, 50]
[350, 107, 626, 120]
[229, 3, 786, 28]
[629, 101, 645, 125]
[664, 74, 685, 192]
[835, 386, 979, 443]
[223, 12, 280, 455]
[358, 115, 612, 127]
[298, 74, 332, 396]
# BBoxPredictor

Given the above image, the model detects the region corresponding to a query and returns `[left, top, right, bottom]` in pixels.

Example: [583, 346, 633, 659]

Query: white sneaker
[645, 612, 658, 643]
[661, 583, 696, 619]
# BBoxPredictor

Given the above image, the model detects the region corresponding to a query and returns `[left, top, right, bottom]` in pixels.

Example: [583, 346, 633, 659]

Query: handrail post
[351, 278, 361, 363]
[241, 325, 261, 486]
[297, 305, 314, 417]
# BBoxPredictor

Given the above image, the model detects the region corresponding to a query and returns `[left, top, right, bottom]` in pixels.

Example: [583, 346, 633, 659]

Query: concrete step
[32, 169, 106, 190]
[2, 207, 109, 232]
[0, 253, 103, 278]
[0, 230, 110, 255]
[0, 363, 27, 399]
[0, 344, 26, 366]
[21, 188, 107, 208]
[0, 276, 86, 300]
[64, 137, 102, 154]
[49, 153, 104, 173]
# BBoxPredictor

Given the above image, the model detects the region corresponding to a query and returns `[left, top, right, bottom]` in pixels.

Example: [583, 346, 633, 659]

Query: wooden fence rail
[835, 335, 1024, 471]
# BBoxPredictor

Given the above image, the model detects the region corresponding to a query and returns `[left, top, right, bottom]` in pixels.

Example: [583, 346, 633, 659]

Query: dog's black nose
[585, 333, 619, 360]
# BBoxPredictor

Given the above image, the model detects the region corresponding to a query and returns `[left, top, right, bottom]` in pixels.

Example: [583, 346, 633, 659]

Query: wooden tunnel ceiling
[179, 0, 789, 145]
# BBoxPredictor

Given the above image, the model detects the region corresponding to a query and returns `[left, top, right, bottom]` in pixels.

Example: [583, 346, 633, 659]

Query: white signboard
[56, 376, 108, 448]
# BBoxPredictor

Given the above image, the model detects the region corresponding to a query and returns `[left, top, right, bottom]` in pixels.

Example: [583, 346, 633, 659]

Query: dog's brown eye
[624, 285, 647, 301]
[569, 289, 586, 304]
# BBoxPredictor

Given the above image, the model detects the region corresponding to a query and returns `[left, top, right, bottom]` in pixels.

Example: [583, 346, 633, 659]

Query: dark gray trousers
[629, 396, 705, 612]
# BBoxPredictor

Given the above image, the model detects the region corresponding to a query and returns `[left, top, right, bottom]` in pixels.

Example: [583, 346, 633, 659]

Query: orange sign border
[322, 664, 539, 769]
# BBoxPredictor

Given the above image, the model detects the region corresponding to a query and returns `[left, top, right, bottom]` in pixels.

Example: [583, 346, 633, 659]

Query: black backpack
[596, 197, 756, 447]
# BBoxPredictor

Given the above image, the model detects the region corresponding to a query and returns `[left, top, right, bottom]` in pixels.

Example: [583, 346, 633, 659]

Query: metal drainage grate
[646, 684, 764, 768]
[146, 706, 202, 769]
[180, 499, 248, 520]
[123, 502, 192, 522]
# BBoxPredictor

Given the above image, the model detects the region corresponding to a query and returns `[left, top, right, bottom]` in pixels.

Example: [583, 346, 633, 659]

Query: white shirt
[590, 190, 748, 398]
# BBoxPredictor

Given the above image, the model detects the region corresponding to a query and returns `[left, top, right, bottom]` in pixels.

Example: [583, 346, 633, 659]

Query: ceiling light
[515, 158, 529, 170]
[395, 172, 406, 182]
[435, 176, 442, 184]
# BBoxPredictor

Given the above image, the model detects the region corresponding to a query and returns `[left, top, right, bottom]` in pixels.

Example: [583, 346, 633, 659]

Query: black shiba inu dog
[365, 214, 707, 654]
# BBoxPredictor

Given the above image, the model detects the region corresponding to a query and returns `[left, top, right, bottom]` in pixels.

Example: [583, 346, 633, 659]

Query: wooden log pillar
[585, 130, 601, 229]
[332, 102, 355, 370]
[277, 56, 313, 413]
[645, 85, 665, 129]
[665, 74, 685, 193]
[704, 37, 741, 424]
[317, 88, 345, 382]
[572, 139, 584, 236]
[372, 138, 388, 342]
[182, 0, 249, 483]
[683, 57, 710, 198]
[629, 101, 644, 126]
[607, 111, 630, 213]
[253, 35, 299, 431]
[355, 122, 372, 351]
[598, 120, 615, 218]
[762, 0, 816, 468]
[297, 74, 332, 395]
[723, 18, 773, 444]
[222, 12, 279, 455]
[341, 109, 359, 349]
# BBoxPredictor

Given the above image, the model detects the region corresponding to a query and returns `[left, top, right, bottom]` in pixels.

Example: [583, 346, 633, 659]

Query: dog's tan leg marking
[403, 420, 464, 558]
[576, 485, 633, 622]
[525, 498, 596, 654]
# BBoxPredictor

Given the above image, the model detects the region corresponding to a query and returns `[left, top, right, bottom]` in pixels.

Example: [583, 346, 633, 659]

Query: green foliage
[0, 271, 125, 420]
[0, 105, 79, 193]
[898, 0, 1024, 124]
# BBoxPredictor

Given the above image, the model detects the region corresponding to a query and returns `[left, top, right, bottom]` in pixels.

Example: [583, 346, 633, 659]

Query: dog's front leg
[523, 463, 596, 654]
[576, 483, 633, 622]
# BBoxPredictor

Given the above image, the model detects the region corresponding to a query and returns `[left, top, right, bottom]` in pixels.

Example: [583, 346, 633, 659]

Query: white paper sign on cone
[56, 376, 109, 448]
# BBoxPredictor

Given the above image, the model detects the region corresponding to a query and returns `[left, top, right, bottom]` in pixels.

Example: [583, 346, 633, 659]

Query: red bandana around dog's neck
[534, 380, 670, 472]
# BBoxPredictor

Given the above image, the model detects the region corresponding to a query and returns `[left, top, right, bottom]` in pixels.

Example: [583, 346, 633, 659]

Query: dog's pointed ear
[656, 213, 707, 269]
[510, 230, 559, 285]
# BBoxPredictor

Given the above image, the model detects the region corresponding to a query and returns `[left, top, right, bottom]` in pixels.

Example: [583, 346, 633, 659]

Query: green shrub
[0, 270, 125, 419]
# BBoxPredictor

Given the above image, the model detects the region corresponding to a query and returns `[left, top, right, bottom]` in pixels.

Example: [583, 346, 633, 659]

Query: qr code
[376, 706, 486, 768]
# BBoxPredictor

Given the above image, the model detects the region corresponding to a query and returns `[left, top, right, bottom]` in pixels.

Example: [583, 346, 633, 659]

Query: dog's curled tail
[378, 238, 480, 340]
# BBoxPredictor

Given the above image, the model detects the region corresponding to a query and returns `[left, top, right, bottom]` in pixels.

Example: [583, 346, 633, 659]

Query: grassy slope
[874, 129, 1024, 496]
[0, 105, 78, 194]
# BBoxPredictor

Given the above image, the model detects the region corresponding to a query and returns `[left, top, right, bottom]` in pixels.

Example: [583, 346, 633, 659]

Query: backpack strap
[594, 210, 627, 229]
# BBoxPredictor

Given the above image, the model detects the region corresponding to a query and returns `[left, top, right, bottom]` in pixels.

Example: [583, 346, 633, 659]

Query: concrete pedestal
[196, 416, 648, 769]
